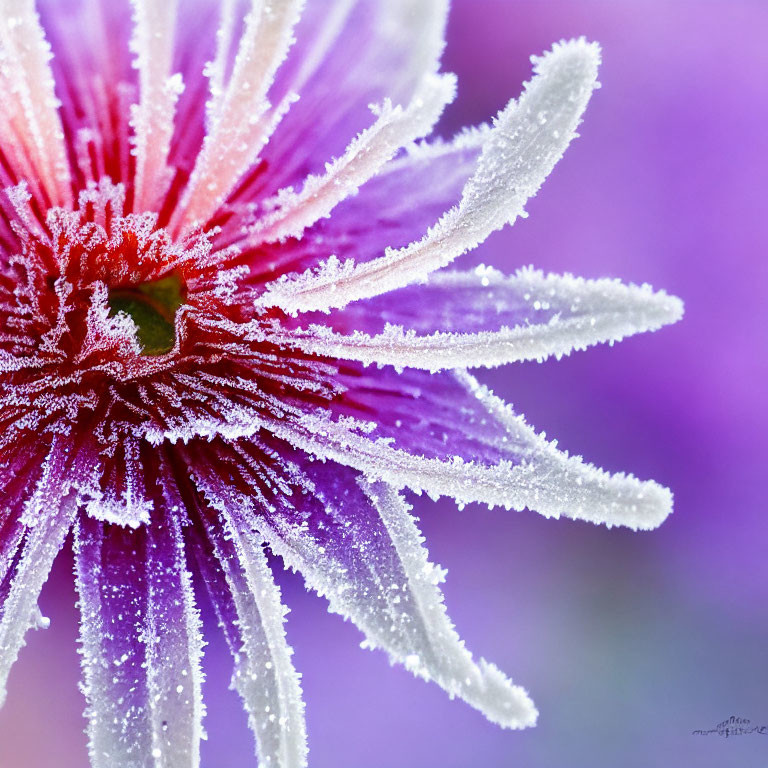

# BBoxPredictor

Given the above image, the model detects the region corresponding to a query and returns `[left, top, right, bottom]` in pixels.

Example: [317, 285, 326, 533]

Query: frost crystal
[0, 2, 683, 767]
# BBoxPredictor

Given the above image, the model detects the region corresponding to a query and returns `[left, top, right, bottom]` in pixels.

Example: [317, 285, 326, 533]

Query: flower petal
[255, 0, 448, 199]
[39, 0, 136, 187]
[0, 502, 72, 706]
[1, 447, 63, 613]
[357, 480, 536, 727]
[262, 370, 673, 531]
[202, 0, 239, 128]
[269, 267, 684, 371]
[0, 0, 72, 207]
[0, 440, 77, 707]
[172, 0, 306, 233]
[245, 72, 456, 246]
[74, 435, 154, 528]
[189, 438, 536, 729]
[74, 510, 205, 768]
[130, 0, 184, 212]
[257, 38, 601, 314]
[186, 467, 308, 768]
[0, 520, 23, 603]
[237, 128, 483, 285]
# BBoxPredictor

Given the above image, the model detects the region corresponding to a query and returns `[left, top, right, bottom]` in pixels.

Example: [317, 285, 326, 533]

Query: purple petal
[186, 435, 536, 729]
[184, 468, 308, 768]
[39, 0, 136, 188]
[74, 508, 204, 768]
[257, 39, 602, 314]
[244, 73, 456, 248]
[267, 368, 673, 530]
[0, 439, 77, 707]
[240, 132, 480, 284]
[257, 0, 448, 197]
[274, 267, 683, 370]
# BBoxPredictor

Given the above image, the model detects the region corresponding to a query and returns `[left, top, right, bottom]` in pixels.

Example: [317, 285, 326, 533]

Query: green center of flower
[108, 273, 185, 356]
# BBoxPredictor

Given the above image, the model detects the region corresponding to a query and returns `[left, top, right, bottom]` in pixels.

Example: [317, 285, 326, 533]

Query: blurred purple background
[1, 1, 766, 767]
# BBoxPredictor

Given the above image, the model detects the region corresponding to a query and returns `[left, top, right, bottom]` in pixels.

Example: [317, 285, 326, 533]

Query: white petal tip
[629, 480, 674, 531]
[618, 284, 684, 338]
[660, 292, 685, 326]
[584, 474, 673, 532]
[580, 469, 675, 532]
[478, 660, 539, 729]
[534, 37, 602, 75]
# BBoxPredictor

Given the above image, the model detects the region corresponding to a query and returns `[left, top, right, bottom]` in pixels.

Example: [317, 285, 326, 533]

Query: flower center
[107, 272, 185, 356]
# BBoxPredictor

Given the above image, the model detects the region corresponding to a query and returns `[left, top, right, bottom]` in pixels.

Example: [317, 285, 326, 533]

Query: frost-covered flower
[0, 1, 682, 765]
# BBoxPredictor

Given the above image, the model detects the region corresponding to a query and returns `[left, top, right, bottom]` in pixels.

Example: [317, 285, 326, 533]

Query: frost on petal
[358, 480, 536, 727]
[0, 440, 77, 707]
[0, 520, 24, 606]
[74, 510, 205, 768]
[172, 0, 306, 234]
[0, 496, 71, 705]
[75, 436, 156, 529]
[0, 444, 48, 538]
[257, 38, 602, 315]
[0, 0, 72, 207]
[143, 512, 206, 768]
[270, 267, 684, 371]
[255, 0, 448, 199]
[202, 0, 240, 129]
[239, 128, 484, 285]
[39, 0, 135, 187]
[185, 460, 308, 768]
[457, 370, 674, 529]
[39, 0, 137, 188]
[262, 369, 672, 530]
[247, 72, 456, 246]
[130, 0, 184, 212]
[188, 437, 536, 729]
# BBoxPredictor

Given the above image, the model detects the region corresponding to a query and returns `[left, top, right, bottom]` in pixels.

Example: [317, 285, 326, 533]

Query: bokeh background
[1, 1, 766, 767]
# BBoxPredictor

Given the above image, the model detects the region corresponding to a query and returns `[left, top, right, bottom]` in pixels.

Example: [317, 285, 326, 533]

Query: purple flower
[0, 1, 682, 765]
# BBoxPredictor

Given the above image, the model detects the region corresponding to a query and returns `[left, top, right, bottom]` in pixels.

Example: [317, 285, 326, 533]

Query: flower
[0, 1, 683, 766]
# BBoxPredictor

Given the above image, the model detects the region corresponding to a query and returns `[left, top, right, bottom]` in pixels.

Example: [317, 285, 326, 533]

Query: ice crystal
[0, 2, 683, 766]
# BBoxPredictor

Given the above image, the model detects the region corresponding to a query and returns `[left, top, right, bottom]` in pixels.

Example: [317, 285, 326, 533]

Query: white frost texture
[267, 267, 684, 371]
[257, 38, 604, 314]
